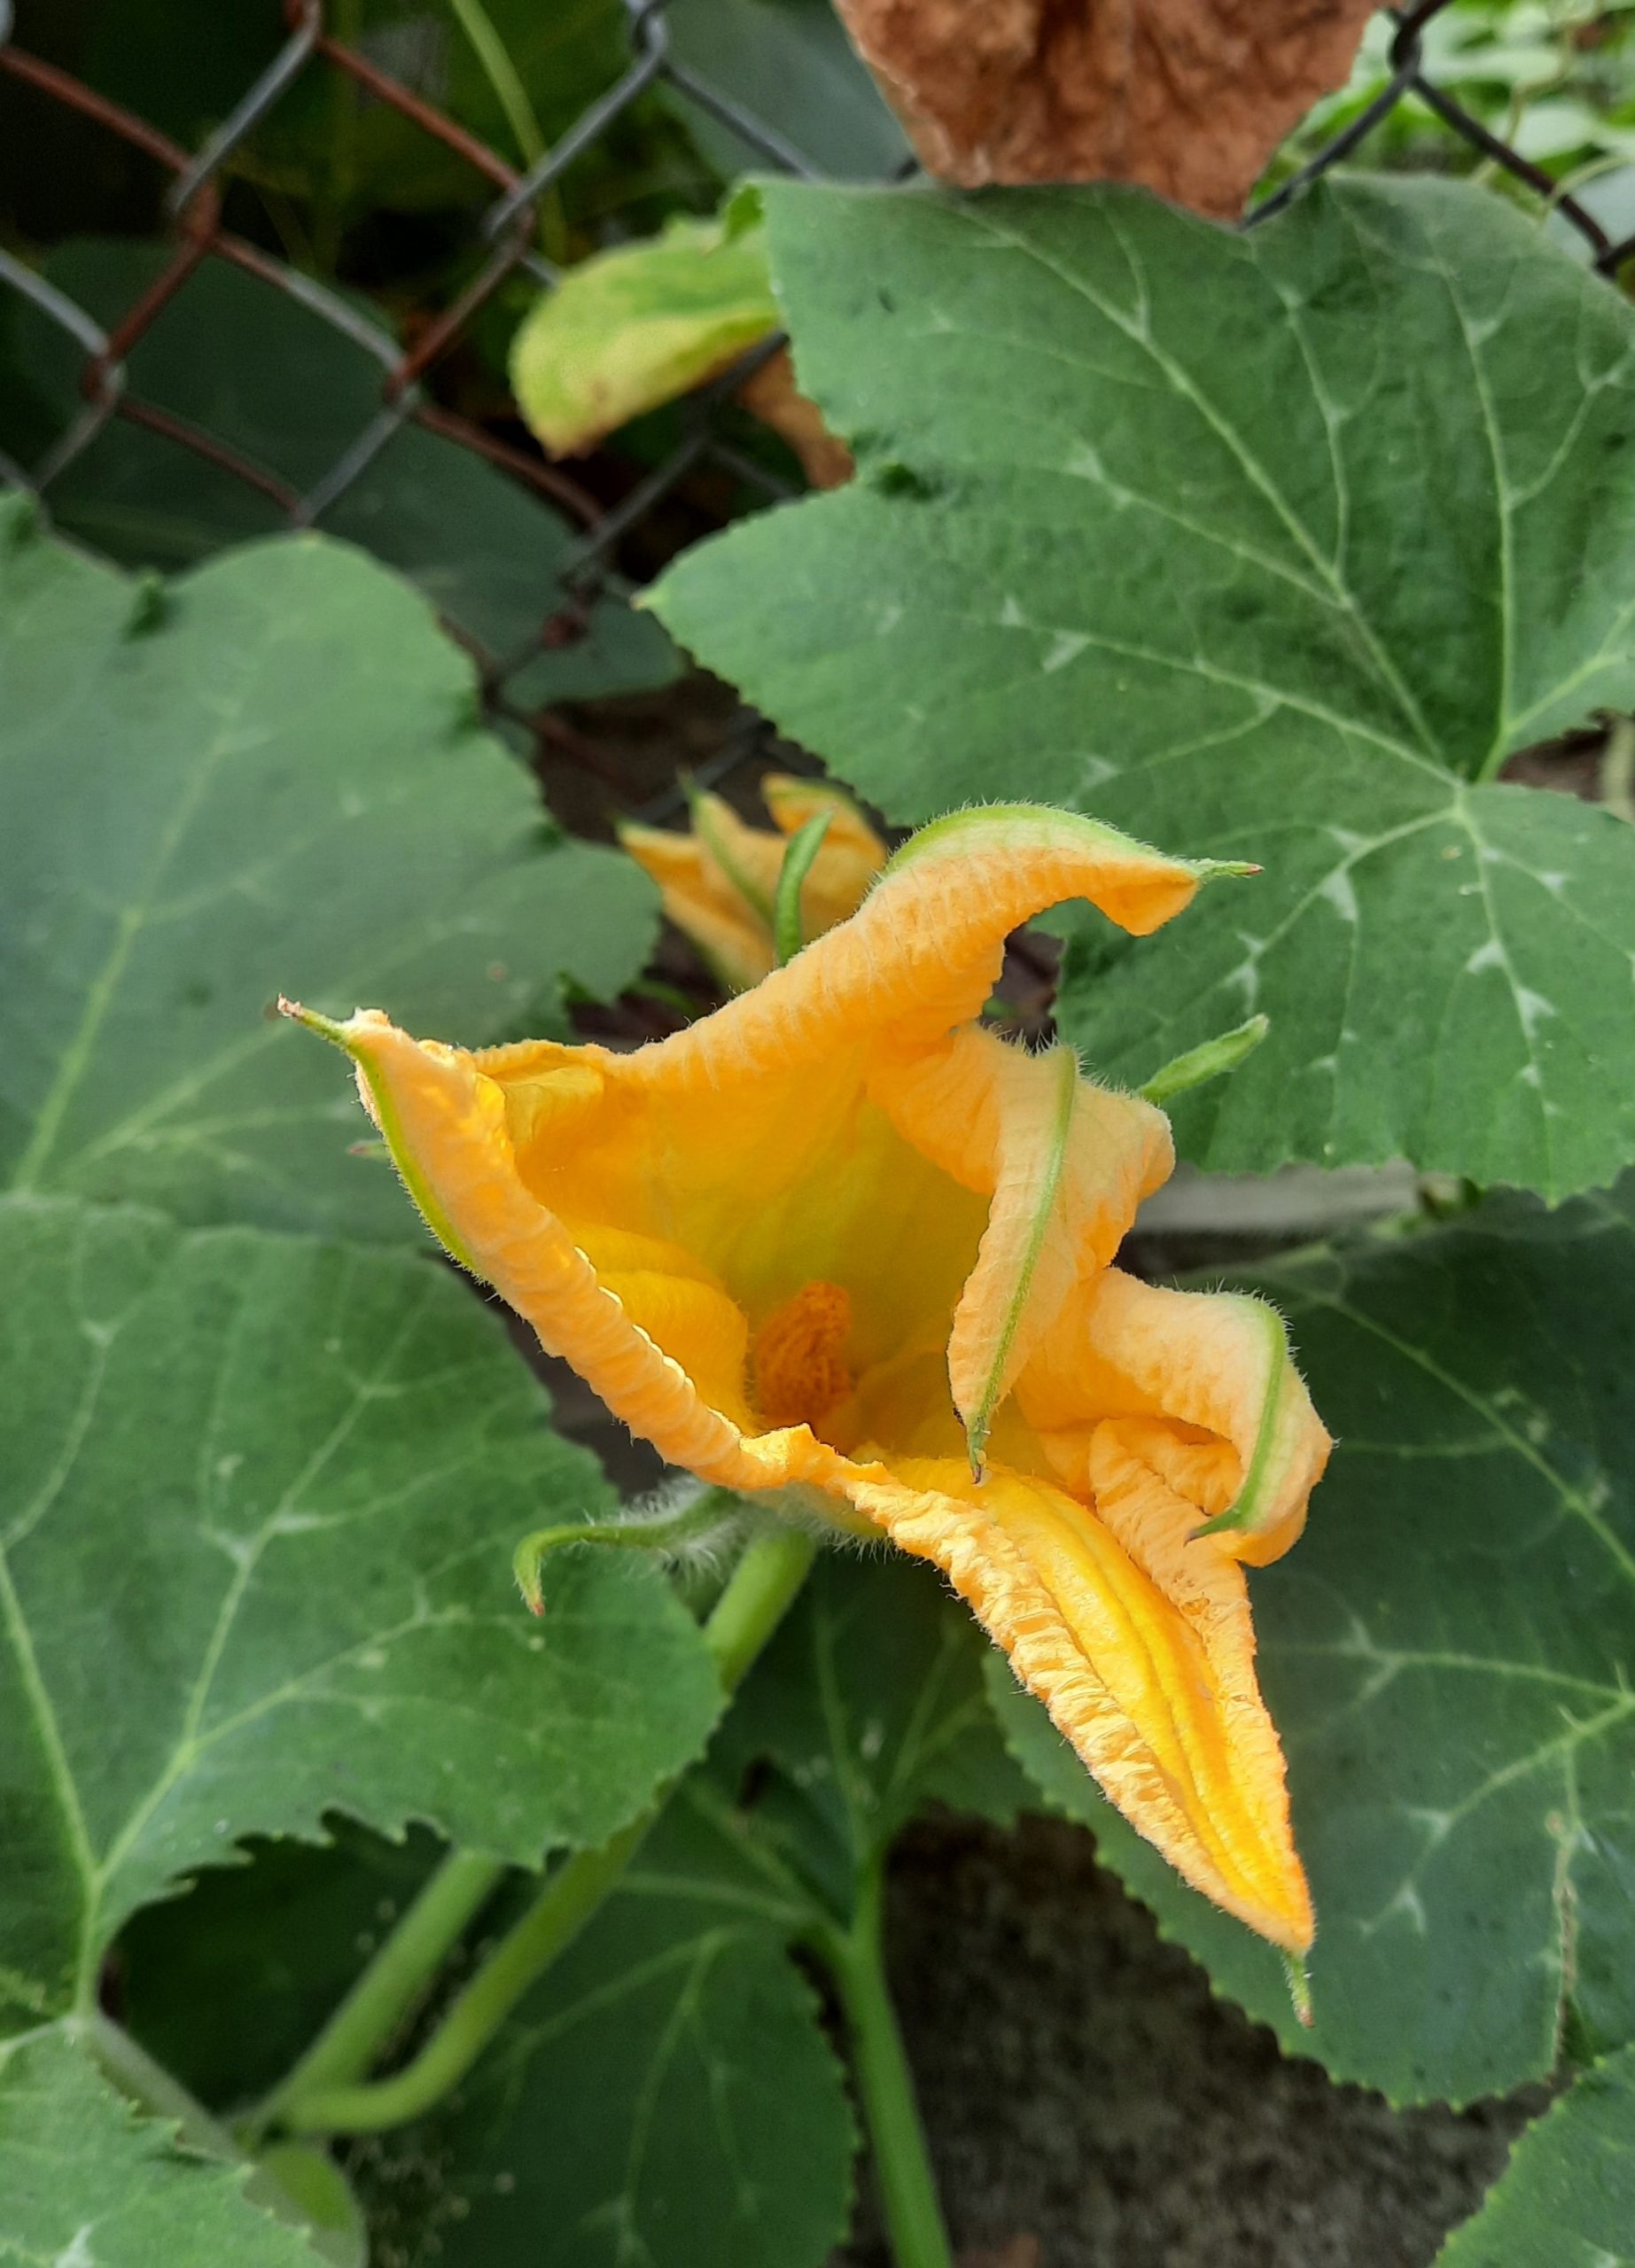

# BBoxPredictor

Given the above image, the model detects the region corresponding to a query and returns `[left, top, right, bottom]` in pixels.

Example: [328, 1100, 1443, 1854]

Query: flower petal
[761, 774, 887, 942]
[620, 779, 888, 989]
[762, 772, 887, 866]
[618, 804, 779, 990]
[844, 1449, 1312, 1953]
[279, 1004, 897, 1522]
[643, 804, 1218, 1097]
[1019, 1269, 1331, 1566]
[871, 1029, 1172, 1468]
[681, 786, 782, 924]
[284, 1005, 759, 1477]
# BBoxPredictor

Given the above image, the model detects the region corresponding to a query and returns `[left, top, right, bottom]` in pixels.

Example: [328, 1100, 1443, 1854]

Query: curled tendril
[513, 1484, 748, 1613]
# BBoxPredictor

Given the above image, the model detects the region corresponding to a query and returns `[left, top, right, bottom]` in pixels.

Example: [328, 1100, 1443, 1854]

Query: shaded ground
[839, 1815, 1538, 2268]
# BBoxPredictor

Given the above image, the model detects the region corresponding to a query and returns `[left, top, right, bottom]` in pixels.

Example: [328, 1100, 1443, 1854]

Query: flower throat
[752, 1280, 854, 1430]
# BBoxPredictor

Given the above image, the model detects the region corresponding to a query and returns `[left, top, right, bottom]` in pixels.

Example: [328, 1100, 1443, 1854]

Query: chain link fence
[2, 0, 1631, 827]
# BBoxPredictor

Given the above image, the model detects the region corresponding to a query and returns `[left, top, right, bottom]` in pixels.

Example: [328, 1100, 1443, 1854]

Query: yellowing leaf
[510, 214, 782, 455]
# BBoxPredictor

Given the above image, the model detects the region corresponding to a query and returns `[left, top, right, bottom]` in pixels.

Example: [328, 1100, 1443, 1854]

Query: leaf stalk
[817, 1863, 955, 2268]
[269, 1522, 818, 2137]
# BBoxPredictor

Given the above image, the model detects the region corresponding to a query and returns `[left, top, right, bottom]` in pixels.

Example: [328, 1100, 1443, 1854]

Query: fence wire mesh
[2, 0, 1631, 828]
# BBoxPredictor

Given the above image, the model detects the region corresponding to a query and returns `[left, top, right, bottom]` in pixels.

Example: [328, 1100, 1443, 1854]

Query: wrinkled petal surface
[284, 803, 1324, 1953]
[848, 1450, 1312, 1951]
[1020, 1268, 1331, 1565]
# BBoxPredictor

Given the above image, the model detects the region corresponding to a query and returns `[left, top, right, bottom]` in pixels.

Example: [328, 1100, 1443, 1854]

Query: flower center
[752, 1279, 854, 1431]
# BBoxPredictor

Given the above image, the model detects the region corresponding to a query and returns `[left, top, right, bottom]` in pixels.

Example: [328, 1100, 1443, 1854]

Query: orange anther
[751, 1280, 854, 1429]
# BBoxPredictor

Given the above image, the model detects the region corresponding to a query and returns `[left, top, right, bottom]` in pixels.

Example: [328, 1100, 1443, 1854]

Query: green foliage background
[4, 3, 1635, 2264]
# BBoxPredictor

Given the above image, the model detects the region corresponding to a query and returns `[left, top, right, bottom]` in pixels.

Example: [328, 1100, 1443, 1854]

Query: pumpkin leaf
[652, 175, 1635, 1200]
[1434, 2043, 1635, 2266]
[0, 239, 677, 701]
[0, 1195, 721, 2032]
[400, 1554, 1026, 2265]
[989, 1179, 1635, 2106]
[0, 505, 657, 1239]
[713, 1549, 1031, 1913]
[0, 2023, 334, 2267]
[116, 1823, 444, 2113]
[662, 0, 909, 179]
[406, 1780, 857, 2268]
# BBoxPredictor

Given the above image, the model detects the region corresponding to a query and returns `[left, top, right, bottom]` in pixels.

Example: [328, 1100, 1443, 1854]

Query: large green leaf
[0, 2025, 326, 2268]
[0, 1196, 722, 2033]
[1435, 2043, 1635, 2266]
[403, 1554, 1024, 2266]
[117, 1823, 443, 2111]
[989, 1181, 1635, 2105]
[0, 241, 676, 701]
[652, 175, 1635, 1200]
[411, 1783, 856, 2268]
[0, 505, 656, 1237]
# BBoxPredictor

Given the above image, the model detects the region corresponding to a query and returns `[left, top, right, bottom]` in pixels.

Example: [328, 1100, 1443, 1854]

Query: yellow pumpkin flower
[618, 773, 887, 991]
[283, 804, 1328, 1955]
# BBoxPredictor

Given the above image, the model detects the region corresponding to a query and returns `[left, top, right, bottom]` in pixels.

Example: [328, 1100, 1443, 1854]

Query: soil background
[835, 1815, 1539, 2268]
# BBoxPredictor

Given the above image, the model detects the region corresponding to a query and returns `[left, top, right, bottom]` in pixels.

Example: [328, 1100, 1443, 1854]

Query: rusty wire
[1, 0, 1631, 806]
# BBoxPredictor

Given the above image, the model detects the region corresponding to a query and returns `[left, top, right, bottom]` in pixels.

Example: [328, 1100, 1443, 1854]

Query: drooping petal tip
[875, 803, 1256, 946]
[1186, 1297, 1332, 1567]
[281, 1003, 488, 1275]
[1283, 1949, 1315, 2028]
[851, 1456, 1315, 1954]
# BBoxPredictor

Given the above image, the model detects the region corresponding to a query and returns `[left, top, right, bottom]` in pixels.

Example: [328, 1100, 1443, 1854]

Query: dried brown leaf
[738, 346, 855, 490]
[831, 0, 1378, 216]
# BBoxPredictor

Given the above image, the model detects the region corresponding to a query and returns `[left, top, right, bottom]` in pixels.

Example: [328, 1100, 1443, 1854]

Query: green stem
[278, 1525, 818, 2137]
[250, 1849, 506, 2138]
[446, 0, 546, 169]
[699, 1521, 818, 1689]
[773, 809, 834, 967]
[820, 1865, 954, 2268]
[317, 0, 365, 273]
[1602, 713, 1635, 826]
[441, 0, 570, 260]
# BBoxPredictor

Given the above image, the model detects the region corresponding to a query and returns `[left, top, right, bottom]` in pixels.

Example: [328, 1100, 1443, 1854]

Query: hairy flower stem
[267, 1523, 818, 2139]
[818, 1862, 955, 2268]
[512, 1483, 743, 1613]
